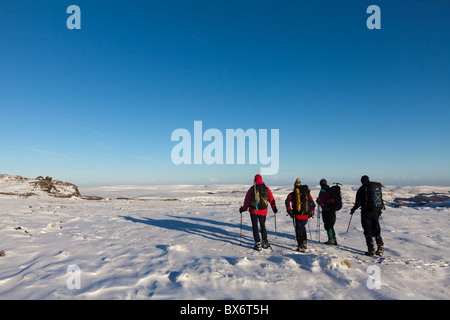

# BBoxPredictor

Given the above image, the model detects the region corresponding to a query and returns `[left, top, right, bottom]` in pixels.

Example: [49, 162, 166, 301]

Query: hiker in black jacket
[317, 179, 337, 245]
[350, 175, 384, 256]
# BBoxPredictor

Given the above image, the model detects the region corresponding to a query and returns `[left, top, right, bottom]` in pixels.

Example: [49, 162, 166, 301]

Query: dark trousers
[294, 219, 308, 246]
[361, 210, 381, 237]
[322, 210, 336, 232]
[322, 209, 337, 241]
[250, 213, 267, 243]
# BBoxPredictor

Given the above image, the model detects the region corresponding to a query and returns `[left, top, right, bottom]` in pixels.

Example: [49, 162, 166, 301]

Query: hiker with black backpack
[240, 174, 278, 251]
[285, 178, 315, 252]
[317, 179, 341, 245]
[350, 175, 385, 256]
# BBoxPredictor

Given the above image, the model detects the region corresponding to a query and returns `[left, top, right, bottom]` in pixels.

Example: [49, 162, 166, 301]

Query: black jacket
[351, 183, 378, 214]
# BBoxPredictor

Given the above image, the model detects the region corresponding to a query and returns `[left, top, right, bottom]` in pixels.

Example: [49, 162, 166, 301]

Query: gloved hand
[273, 207, 278, 214]
[239, 206, 244, 214]
[350, 208, 355, 215]
[287, 209, 294, 218]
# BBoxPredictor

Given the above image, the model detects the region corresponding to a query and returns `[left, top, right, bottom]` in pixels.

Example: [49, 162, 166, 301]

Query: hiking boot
[375, 236, 384, 256]
[262, 240, 271, 249]
[297, 240, 307, 252]
[365, 250, 376, 256]
[324, 237, 338, 245]
[365, 235, 375, 256]
[254, 242, 262, 251]
[375, 247, 384, 256]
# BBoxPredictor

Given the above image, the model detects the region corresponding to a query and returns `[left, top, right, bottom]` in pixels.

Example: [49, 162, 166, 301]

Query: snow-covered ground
[0, 176, 449, 300]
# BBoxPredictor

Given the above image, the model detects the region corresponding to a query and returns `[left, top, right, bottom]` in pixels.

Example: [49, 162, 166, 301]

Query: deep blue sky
[1, 0, 449, 187]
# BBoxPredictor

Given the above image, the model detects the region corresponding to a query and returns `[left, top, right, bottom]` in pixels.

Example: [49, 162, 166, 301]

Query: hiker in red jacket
[240, 174, 278, 250]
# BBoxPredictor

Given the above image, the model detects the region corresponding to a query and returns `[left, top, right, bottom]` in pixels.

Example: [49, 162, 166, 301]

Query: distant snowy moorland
[0, 174, 449, 300]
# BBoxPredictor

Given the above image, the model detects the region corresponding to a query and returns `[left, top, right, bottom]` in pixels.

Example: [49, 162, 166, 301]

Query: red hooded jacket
[242, 174, 277, 216]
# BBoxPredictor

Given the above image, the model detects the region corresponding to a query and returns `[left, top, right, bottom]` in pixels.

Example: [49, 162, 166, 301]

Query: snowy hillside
[0, 176, 449, 300]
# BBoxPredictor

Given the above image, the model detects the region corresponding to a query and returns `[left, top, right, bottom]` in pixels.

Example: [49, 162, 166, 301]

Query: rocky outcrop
[31, 176, 81, 198]
[0, 174, 81, 198]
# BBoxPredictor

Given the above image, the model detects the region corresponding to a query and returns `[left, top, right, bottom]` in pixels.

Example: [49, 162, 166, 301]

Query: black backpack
[365, 181, 385, 211]
[250, 183, 269, 210]
[327, 184, 342, 211]
[293, 185, 312, 215]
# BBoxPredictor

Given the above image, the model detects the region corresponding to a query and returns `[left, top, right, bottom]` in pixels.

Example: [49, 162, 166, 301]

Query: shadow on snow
[119, 214, 298, 249]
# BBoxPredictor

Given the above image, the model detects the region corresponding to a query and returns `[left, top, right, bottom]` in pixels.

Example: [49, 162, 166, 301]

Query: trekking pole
[344, 213, 353, 241]
[240, 211, 243, 246]
[307, 219, 313, 247]
[274, 211, 277, 244]
[317, 205, 321, 243]
[293, 217, 298, 246]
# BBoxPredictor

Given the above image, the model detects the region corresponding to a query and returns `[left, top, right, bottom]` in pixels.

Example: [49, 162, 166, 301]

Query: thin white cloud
[27, 148, 69, 158]
[126, 155, 154, 162]
[77, 126, 112, 138]
[193, 34, 204, 41]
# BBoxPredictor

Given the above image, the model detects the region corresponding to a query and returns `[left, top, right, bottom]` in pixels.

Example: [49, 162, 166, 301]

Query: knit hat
[361, 175, 370, 185]
[294, 178, 301, 187]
